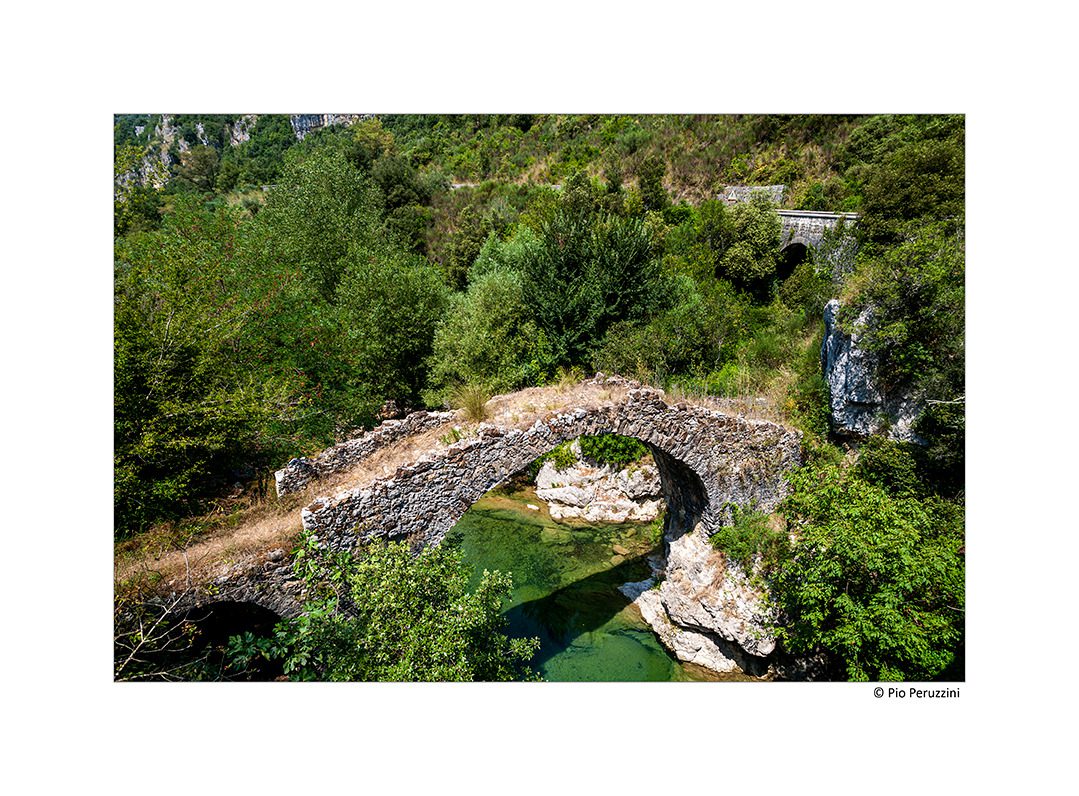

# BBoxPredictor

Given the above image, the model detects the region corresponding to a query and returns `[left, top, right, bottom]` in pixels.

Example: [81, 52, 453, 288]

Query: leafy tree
[637, 154, 668, 211]
[593, 275, 751, 383]
[233, 114, 297, 187]
[854, 115, 964, 247]
[519, 175, 669, 368]
[254, 150, 383, 301]
[771, 461, 965, 681]
[371, 153, 430, 211]
[438, 201, 492, 290]
[348, 116, 396, 170]
[427, 262, 552, 401]
[843, 220, 965, 399]
[333, 250, 449, 411]
[230, 536, 539, 681]
[718, 193, 782, 289]
[114, 200, 304, 535]
[173, 145, 219, 193]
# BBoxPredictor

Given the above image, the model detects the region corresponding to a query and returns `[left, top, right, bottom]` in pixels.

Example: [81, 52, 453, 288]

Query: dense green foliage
[114, 201, 304, 531]
[229, 536, 538, 681]
[578, 434, 649, 468]
[113, 151, 447, 536]
[710, 506, 789, 571]
[771, 459, 965, 681]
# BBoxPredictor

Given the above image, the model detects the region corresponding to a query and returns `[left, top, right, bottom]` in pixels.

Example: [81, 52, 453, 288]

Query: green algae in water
[445, 485, 718, 682]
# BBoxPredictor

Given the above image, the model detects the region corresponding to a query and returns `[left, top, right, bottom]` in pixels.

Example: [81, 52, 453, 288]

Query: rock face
[822, 299, 923, 442]
[229, 114, 258, 146]
[535, 440, 663, 523]
[619, 529, 776, 675]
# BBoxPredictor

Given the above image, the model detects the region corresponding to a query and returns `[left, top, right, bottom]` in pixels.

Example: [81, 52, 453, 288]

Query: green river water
[444, 483, 751, 682]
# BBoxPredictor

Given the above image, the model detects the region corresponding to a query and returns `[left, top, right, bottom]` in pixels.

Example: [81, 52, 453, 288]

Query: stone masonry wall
[778, 210, 859, 251]
[275, 410, 457, 495]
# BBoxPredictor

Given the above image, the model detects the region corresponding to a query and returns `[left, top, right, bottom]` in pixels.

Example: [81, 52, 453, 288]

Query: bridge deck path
[115, 377, 791, 602]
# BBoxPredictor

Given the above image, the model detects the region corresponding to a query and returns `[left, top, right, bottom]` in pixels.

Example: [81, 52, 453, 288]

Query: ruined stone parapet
[721, 185, 786, 205]
[274, 410, 457, 496]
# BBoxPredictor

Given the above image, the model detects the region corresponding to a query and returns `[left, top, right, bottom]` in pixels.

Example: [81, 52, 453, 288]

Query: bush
[519, 176, 669, 370]
[427, 262, 554, 401]
[229, 536, 539, 681]
[772, 461, 965, 681]
[710, 506, 788, 570]
[843, 220, 964, 398]
[578, 434, 648, 468]
[525, 441, 577, 480]
[854, 436, 926, 497]
[717, 193, 782, 289]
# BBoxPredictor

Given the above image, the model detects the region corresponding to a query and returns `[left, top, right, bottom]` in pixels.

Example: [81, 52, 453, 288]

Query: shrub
[717, 193, 782, 289]
[427, 264, 553, 401]
[854, 436, 926, 498]
[525, 441, 577, 480]
[578, 434, 648, 468]
[710, 506, 788, 570]
[772, 461, 965, 681]
[451, 384, 490, 422]
[228, 536, 539, 681]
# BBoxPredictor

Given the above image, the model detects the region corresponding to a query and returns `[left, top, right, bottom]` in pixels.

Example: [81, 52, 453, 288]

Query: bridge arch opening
[778, 241, 809, 282]
[178, 600, 285, 680]
[440, 431, 716, 680]
[116, 599, 285, 681]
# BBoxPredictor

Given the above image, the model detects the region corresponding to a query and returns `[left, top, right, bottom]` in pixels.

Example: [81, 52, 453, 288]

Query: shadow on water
[449, 482, 748, 681]
[505, 553, 653, 671]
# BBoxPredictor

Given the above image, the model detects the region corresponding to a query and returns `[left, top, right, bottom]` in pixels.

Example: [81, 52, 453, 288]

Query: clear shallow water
[444, 484, 732, 682]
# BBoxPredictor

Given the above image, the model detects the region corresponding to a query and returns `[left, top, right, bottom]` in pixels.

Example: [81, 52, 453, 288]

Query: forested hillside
[114, 113, 964, 681]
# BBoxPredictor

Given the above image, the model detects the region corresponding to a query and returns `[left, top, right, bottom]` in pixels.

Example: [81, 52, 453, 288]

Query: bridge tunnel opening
[778, 242, 809, 282]
[182, 600, 286, 680]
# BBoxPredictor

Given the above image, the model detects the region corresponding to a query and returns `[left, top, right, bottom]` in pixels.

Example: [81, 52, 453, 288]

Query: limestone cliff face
[821, 299, 923, 443]
[534, 439, 663, 523]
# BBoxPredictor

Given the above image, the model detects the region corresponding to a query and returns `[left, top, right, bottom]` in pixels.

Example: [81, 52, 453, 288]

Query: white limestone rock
[535, 443, 663, 523]
[822, 299, 924, 443]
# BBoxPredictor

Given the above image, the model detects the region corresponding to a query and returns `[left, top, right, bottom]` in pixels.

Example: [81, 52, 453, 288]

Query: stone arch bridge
[777, 210, 858, 252]
[156, 377, 803, 670]
[290, 379, 802, 555]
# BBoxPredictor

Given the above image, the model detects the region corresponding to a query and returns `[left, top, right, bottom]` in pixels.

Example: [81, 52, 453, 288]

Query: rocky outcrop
[535, 440, 663, 523]
[289, 114, 369, 141]
[822, 299, 923, 443]
[620, 529, 776, 675]
[229, 115, 258, 146]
